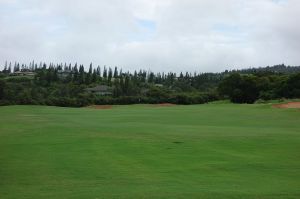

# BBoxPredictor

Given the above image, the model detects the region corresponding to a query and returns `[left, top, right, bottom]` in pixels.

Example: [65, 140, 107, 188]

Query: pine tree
[113, 78, 122, 97]
[79, 65, 85, 84]
[108, 67, 113, 85]
[148, 72, 155, 83]
[92, 69, 97, 83]
[13, 62, 17, 73]
[103, 66, 107, 79]
[86, 63, 93, 84]
[96, 66, 101, 76]
[113, 67, 118, 78]
[73, 63, 78, 82]
[8, 62, 12, 74]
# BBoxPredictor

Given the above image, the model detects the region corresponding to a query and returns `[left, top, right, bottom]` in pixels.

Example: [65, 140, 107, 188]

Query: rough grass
[0, 104, 300, 199]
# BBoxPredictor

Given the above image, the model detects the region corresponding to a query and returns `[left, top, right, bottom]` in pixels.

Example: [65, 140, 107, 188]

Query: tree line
[0, 62, 299, 107]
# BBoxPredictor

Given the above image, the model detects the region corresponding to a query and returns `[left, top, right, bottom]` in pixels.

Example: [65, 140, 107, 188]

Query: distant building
[12, 69, 36, 77]
[58, 69, 72, 78]
[155, 84, 164, 87]
[85, 85, 113, 96]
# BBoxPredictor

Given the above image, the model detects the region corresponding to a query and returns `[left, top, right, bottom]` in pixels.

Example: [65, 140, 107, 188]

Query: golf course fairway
[0, 104, 299, 198]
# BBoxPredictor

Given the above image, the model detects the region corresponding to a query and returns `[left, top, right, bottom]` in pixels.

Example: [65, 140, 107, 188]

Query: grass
[0, 104, 300, 198]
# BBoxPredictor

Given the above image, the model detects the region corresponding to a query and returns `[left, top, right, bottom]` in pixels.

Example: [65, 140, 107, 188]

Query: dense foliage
[218, 72, 300, 103]
[0, 62, 299, 106]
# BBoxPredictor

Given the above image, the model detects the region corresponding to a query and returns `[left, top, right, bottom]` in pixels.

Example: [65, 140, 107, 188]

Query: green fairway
[0, 104, 300, 198]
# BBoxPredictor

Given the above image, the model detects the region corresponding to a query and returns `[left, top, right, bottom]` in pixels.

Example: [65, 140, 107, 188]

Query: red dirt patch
[273, 102, 300, 109]
[150, 103, 177, 107]
[87, 105, 113, 110]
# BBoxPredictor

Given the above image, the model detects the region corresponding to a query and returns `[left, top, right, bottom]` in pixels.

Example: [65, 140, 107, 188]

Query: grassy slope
[0, 104, 299, 199]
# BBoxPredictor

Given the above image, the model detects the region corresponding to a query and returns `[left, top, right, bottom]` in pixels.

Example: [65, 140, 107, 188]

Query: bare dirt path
[273, 102, 300, 109]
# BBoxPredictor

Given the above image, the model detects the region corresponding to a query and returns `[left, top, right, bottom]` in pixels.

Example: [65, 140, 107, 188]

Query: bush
[219, 73, 259, 104]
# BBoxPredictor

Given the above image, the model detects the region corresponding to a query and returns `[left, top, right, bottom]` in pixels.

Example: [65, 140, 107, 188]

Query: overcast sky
[0, 0, 300, 72]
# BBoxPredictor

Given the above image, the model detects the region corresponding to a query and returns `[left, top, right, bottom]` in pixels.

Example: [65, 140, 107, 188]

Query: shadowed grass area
[0, 104, 300, 198]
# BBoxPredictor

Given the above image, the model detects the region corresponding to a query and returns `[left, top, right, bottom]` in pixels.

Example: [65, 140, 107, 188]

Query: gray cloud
[0, 0, 299, 72]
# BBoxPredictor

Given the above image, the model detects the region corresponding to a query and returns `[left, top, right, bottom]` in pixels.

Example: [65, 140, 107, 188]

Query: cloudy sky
[0, 0, 299, 72]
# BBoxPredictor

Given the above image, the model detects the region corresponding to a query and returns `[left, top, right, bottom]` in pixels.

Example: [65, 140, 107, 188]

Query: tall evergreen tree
[79, 65, 85, 84]
[92, 69, 97, 83]
[103, 66, 107, 79]
[73, 64, 79, 82]
[86, 63, 93, 84]
[108, 67, 113, 85]
[113, 67, 118, 78]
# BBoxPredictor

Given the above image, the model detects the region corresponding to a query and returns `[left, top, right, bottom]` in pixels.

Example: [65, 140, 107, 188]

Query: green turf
[0, 104, 300, 199]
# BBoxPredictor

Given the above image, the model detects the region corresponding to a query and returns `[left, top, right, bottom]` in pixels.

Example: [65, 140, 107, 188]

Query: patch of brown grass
[87, 105, 113, 110]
